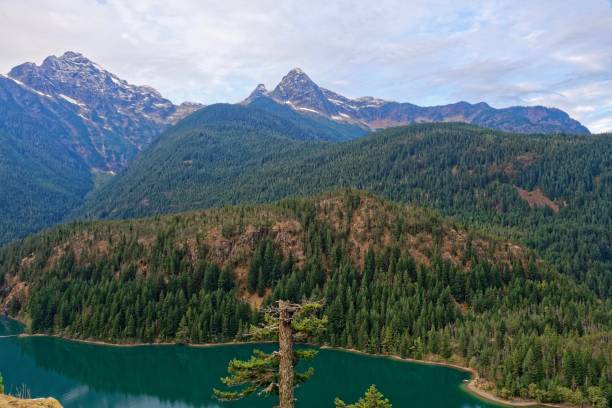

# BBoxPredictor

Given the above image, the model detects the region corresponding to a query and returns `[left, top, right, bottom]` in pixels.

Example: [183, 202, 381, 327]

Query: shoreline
[17, 332, 272, 349]
[319, 345, 566, 408]
[3, 317, 573, 408]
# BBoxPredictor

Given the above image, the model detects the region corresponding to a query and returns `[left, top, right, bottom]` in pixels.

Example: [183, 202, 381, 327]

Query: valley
[0, 190, 609, 407]
[0, 47, 609, 408]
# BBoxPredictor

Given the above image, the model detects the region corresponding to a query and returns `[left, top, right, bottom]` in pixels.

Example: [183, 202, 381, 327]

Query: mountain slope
[8, 51, 202, 170]
[0, 52, 202, 244]
[77, 103, 336, 219]
[1, 190, 609, 407]
[0, 129, 92, 245]
[246, 95, 368, 142]
[78, 122, 611, 295]
[244, 68, 590, 135]
[0, 75, 95, 243]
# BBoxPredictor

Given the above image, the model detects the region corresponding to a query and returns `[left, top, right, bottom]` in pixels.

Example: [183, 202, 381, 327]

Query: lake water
[0, 318, 501, 407]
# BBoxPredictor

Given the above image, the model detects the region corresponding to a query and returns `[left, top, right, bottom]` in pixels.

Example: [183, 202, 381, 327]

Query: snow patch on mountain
[59, 94, 82, 106]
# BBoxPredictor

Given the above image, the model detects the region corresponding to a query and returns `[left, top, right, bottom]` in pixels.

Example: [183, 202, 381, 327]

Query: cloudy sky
[1, 0, 611, 133]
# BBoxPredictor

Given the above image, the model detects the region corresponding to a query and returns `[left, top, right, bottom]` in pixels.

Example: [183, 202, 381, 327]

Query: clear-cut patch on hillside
[514, 186, 560, 213]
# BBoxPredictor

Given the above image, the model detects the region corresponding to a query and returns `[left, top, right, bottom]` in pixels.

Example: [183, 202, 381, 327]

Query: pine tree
[335, 385, 393, 408]
[214, 300, 327, 408]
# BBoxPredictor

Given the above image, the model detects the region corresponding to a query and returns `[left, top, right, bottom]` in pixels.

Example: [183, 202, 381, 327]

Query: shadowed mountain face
[243, 68, 590, 135]
[0, 52, 202, 244]
[7, 51, 202, 171]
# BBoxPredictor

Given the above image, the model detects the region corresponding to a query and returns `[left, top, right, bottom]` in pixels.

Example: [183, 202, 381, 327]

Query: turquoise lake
[0, 317, 502, 407]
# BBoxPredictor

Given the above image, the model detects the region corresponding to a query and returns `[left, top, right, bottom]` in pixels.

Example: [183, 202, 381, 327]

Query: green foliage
[79, 120, 612, 295]
[279, 248, 610, 405]
[248, 237, 287, 296]
[587, 386, 608, 408]
[214, 349, 279, 400]
[213, 348, 317, 401]
[291, 307, 328, 340]
[335, 385, 392, 408]
[0, 130, 92, 245]
[214, 300, 325, 404]
[1, 191, 609, 407]
[0, 371, 4, 394]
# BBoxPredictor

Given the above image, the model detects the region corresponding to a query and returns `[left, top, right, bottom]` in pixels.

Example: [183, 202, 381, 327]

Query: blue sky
[1, 0, 611, 132]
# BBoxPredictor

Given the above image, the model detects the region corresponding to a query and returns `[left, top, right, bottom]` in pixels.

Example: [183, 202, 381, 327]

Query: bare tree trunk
[278, 300, 294, 408]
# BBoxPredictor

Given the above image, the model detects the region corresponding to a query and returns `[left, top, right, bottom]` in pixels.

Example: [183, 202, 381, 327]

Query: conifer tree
[214, 300, 327, 408]
[335, 385, 392, 408]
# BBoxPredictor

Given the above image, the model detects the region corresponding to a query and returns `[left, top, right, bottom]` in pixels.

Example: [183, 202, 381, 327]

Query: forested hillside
[1, 191, 610, 406]
[0, 75, 98, 244]
[0, 128, 92, 245]
[246, 96, 368, 141]
[76, 104, 332, 219]
[0, 99, 365, 246]
[79, 119, 611, 297]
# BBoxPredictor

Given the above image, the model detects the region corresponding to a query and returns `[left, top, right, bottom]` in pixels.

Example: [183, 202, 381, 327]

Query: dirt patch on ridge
[514, 186, 559, 213]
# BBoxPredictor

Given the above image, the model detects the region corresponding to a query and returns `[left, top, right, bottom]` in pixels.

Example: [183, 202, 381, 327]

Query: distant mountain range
[0, 51, 594, 245]
[243, 68, 590, 135]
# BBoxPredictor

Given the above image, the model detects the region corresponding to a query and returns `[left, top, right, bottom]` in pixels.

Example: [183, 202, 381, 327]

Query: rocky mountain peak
[288, 67, 304, 74]
[242, 83, 269, 104]
[4, 51, 202, 171]
[253, 83, 268, 93]
[11, 51, 164, 106]
[7, 51, 201, 124]
[270, 68, 338, 115]
[273, 68, 317, 93]
[59, 50, 85, 59]
[45, 51, 95, 66]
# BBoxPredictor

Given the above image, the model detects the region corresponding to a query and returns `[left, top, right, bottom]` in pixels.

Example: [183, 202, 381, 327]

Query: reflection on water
[0, 318, 499, 408]
[0, 317, 23, 336]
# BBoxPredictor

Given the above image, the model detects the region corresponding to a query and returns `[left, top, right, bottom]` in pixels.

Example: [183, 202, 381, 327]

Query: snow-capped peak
[4, 51, 203, 170]
[269, 68, 338, 116]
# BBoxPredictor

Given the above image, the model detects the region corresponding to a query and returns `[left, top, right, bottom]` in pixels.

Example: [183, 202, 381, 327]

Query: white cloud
[0, 0, 611, 132]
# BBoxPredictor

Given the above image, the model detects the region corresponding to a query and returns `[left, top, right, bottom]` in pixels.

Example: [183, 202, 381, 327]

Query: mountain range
[0, 51, 595, 246]
[243, 68, 590, 135]
[0, 52, 609, 408]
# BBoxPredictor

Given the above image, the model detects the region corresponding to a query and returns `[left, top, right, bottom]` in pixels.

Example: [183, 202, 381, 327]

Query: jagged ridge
[243, 68, 590, 135]
[7, 51, 202, 170]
